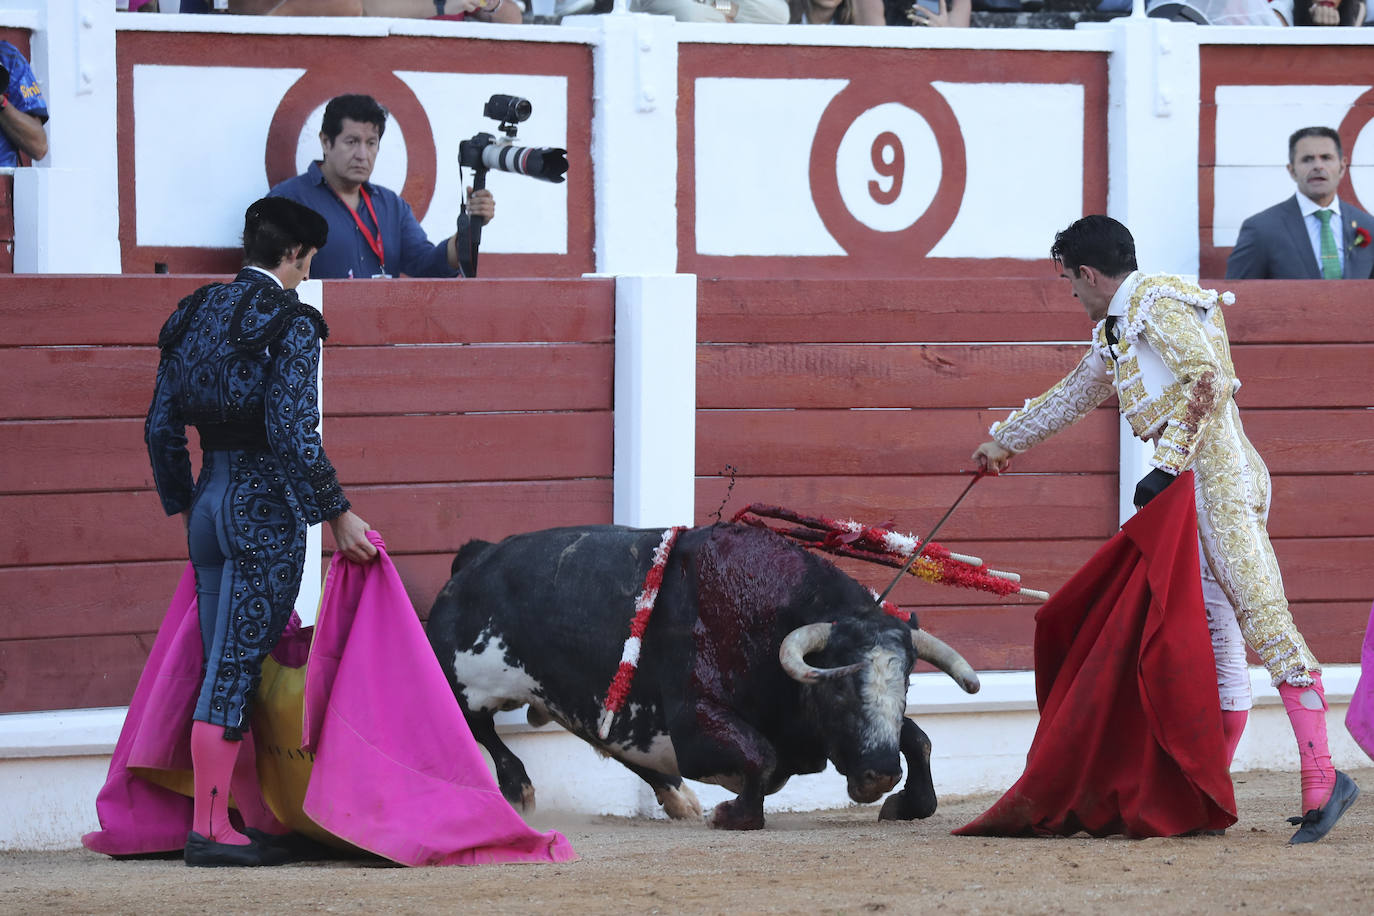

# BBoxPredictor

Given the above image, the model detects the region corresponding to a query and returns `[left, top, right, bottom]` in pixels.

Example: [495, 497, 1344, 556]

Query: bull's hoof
[878, 789, 937, 821]
[519, 784, 536, 813]
[655, 782, 704, 820]
[710, 799, 764, 831]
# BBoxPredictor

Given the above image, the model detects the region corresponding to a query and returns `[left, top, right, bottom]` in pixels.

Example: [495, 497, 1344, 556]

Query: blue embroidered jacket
[145, 269, 350, 523]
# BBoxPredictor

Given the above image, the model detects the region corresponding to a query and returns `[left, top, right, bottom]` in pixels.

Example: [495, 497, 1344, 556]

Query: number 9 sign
[810, 81, 966, 268]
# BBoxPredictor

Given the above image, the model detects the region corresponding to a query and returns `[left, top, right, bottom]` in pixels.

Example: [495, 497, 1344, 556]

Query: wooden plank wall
[3, 274, 1367, 714]
[694, 277, 1374, 673]
[0, 174, 13, 273]
[319, 279, 616, 619]
[0, 276, 615, 714]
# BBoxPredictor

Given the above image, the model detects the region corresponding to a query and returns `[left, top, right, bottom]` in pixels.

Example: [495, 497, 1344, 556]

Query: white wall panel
[929, 82, 1084, 260]
[694, 77, 847, 257]
[133, 65, 305, 248]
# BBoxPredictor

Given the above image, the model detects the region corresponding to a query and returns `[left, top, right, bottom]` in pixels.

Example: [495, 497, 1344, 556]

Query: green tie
[1317, 209, 1341, 280]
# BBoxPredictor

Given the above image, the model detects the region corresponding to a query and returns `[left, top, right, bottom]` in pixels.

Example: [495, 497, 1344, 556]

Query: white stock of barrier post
[10, 0, 121, 273]
[612, 274, 697, 530]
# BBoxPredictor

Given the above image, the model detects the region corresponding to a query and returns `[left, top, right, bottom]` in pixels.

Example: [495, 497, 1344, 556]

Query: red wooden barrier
[0, 276, 615, 714]
[1, 274, 1369, 713]
[0, 174, 13, 274]
[694, 278, 1374, 673]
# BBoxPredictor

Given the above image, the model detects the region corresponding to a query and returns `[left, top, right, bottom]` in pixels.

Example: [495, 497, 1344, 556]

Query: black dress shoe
[1287, 770, 1360, 845]
[183, 831, 293, 867]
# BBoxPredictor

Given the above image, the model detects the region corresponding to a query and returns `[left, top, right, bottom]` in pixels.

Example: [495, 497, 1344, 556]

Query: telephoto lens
[479, 143, 568, 183]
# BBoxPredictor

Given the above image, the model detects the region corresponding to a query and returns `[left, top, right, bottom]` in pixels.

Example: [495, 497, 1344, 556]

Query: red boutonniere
[1353, 225, 1372, 249]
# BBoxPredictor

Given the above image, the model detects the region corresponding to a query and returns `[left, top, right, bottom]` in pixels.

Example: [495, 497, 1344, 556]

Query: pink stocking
[1220, 709, 1247, 768]
[190, 720, 251, 846]
[1277, 672, 1336, 812]
[230, 731, 290, 836]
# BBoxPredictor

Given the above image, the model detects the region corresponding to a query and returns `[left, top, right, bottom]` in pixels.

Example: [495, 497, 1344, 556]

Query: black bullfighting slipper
[242, 827, 336, 862]
[183, 831, 293, 867]
[1286, 770, 1360, 845]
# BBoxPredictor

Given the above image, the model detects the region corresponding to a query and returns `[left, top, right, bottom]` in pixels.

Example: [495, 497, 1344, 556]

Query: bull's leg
[879, 717, 937, 821]
[673, 704, 777, 831]
[462, 702, 536, 812]
[617, 763, 703, 820]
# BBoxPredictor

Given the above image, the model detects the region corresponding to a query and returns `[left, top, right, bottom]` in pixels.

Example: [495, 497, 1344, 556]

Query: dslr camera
[458, 94, 568, 185]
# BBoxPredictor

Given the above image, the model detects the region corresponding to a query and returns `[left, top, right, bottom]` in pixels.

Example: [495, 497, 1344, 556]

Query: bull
[425, 522, 979, 830]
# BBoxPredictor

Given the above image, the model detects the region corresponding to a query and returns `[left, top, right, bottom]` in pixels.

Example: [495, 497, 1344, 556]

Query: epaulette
[156, 284, 216, 350]
[1121, 275, 1234, 342]
[230, 284, 329, 350]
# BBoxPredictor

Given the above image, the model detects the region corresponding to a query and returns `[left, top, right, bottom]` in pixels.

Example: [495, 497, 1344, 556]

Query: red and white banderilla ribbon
[597, 526, 684, 741]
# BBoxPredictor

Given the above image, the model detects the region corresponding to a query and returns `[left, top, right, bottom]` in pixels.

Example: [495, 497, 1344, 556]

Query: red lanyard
[336, 185, 385, 271]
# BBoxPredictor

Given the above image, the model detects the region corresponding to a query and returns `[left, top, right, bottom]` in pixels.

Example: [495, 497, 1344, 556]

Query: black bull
[425, 522, 980, 830]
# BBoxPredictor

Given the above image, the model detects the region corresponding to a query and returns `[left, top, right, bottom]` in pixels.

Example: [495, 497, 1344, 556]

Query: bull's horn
[779, 623, 863, 684]
[911, 628, 981, 694]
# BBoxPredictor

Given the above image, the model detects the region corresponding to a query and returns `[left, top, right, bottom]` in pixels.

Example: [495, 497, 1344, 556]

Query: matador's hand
[971, 440, 1015, 475]
[329, 510, 378, 564]
[1133, 468, 1177, 509]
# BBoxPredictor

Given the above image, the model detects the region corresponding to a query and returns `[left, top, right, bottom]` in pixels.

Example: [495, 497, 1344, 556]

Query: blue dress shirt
[268, 162, 461, 280]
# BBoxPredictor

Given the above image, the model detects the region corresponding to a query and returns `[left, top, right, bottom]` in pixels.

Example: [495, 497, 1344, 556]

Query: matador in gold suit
[989, 270, 1317, 689]
[972, 216, 1358, 844]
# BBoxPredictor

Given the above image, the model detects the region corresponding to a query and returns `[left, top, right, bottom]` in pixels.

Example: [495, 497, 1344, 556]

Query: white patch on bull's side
[449, 634, 544, 714]
[602, 702, 680, 776]
[859, 647, 909, 753]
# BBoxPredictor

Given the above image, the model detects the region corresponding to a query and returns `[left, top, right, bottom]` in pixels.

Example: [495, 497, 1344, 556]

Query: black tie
[1104, 317, 1119, 349]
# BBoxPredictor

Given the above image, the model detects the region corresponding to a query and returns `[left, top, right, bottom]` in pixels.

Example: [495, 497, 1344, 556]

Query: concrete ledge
[2, 665, 1366, 849]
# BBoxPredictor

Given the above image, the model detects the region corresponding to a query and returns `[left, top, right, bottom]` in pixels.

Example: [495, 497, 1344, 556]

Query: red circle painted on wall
[810, 80, 966, 266]
[1337, 90, 1374, 215]
[265, 70, 438, 220]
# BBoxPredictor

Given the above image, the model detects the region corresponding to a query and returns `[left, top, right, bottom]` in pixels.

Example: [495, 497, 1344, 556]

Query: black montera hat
[244, 196, 329, 251]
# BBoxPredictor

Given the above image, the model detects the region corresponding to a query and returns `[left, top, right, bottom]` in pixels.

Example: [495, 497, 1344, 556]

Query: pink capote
[1346, 601, 1374, 762]
[300, 531, 575, 865]
[84, 533, 577, 866]
[954, 472, 1238, 837]
[82, 564, 201, 856]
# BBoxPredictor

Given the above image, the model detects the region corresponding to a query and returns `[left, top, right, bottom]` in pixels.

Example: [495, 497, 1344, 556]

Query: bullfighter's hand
[1132, 467, 1176, 509]
[466, 187, 495, 226]
[329, 510, 378, 564]
[972, 440, 1014, 475]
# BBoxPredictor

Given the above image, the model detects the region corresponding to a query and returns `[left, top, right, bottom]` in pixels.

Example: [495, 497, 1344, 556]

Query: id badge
[370, 272, 393, 279]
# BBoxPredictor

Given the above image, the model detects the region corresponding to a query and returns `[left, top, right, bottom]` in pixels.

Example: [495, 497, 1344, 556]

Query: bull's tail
[451, 539, 494, 577]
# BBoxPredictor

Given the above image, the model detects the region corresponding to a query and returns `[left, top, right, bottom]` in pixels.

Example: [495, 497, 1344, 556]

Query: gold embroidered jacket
[990, 272, 1240, 475]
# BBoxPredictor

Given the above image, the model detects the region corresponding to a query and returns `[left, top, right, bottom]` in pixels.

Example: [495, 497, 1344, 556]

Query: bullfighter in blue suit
[145, 197, 376, 866]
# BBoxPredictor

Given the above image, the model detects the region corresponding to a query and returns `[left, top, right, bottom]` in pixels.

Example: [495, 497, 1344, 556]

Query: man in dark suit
[1226, 126, 1374, 280]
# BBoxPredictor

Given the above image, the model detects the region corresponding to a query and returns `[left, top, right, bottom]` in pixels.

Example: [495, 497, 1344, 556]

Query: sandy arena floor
[3, 766, 1371, 916]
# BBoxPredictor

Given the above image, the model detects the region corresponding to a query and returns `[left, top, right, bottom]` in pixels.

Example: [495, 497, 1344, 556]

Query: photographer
[269, 94, 493, 279]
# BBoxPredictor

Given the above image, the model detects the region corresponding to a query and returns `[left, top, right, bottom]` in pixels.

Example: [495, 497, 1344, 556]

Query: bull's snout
[847, 769, 900, 803]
